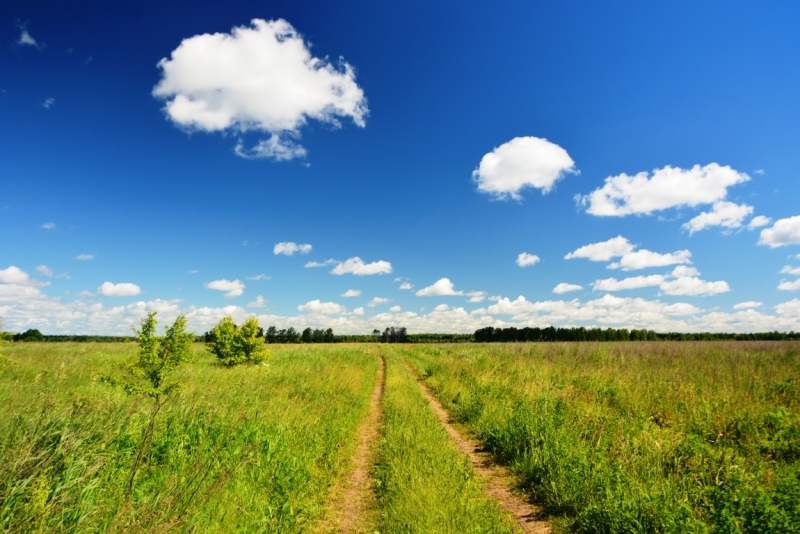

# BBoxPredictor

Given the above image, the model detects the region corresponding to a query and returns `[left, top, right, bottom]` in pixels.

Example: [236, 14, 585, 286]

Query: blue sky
[2, 0, 800, 334]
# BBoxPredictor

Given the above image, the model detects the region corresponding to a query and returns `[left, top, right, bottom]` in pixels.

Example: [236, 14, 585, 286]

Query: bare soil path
[404, 362, 551, 534]
[314, 355, 385, 533]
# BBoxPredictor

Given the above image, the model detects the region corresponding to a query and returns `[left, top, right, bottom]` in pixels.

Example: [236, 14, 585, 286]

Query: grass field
[2, 340, 799, 533]
[402, 341, 800, 533]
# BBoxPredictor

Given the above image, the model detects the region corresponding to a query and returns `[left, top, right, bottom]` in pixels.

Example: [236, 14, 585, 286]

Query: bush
[13, 329, 44, 342]
[209, 316, 270, 366]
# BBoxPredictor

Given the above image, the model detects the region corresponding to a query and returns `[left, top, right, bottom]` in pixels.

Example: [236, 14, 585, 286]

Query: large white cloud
[593, 275, 666, 292]
[578, 164, 749, 217]
[416, 278, 463, 297]
[553, 283, 583, 294]
[682, 201, 754, 234]
[204, 279, 245, 298]
[0, 266, 49, 287]
[274, 242, 312, 255]
[778, 279, 800, 291]
[152, 19, 367, 160]
[592, 266, 729, 296]
[331, 257, 392, 276]
[473, 137, 577, 200]
[98, 282, 142, 297]
[758, 216, 800, 248]
[781, 266, 800, 276]
[565, 236, 691, 271]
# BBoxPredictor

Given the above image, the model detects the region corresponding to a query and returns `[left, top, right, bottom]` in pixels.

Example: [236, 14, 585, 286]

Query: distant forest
[4, 325, 798, 344]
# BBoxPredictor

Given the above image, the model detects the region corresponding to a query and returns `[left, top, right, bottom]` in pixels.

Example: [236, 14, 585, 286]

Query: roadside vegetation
[401, 341, 800, 533]
[0, 341, 378, 532]
[374, 347, 518, 533]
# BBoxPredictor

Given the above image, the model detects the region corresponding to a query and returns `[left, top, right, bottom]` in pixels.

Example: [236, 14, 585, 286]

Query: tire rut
[404, 361, 550, 534]
[315, 354, 385, 533]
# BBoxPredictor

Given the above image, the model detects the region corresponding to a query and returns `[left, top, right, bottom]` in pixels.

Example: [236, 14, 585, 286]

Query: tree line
[473, 326, 800, 343]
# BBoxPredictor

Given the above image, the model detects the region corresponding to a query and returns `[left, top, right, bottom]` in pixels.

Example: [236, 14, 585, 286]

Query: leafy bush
[209, 316, 270, 366]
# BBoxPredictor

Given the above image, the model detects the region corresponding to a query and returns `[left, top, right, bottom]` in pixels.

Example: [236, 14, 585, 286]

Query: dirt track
[405, 362, 550, 534]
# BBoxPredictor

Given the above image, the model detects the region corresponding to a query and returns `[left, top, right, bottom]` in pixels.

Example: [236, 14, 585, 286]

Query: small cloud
[242, 240, 249, 247]
[248, 295, 268, 308]
[79, 290, 96, 298]
[780, 266, 800, 276]
[465, 291, 487, 302]
[778, 279, 800, 291]
[55, 272, 70, 279]
[247, 274, 271, 280]
[40, 222, 56, 230]
[204, 279, 245, 298]
[389, 305, 401, 312]
[368, 297, 390, 307]
[85, 56, 93, 65]
[35, 265, 54, 277]
[747, 215, 771, 229]
[352, 306, 365, 316]
[341, 289, 361, 297]
[74, 254, 94, 261]
[42, 97, 55, 109]
[274, 242, 312, 255]
[298, 299, 346, 314]
[305, 259, 338, 268]
[399, 282, 413, 290]
[553, 283, 583, 294]
[16, 22, 44, 49]
[516, 252, 541, 267]
[733, 301, 763, 310]
[98, 282, 142, 297]
[416, 278, 462, 297]
[394, 277, 403, 282]
[488, 295, 502, 301]
[758, 216, 800, 248]
[753, 169, 765, 175]
[187, 269, 199, 274]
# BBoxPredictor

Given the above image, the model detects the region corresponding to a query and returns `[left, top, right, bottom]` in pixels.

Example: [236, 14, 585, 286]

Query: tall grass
[374, 347, 518, 533]
[402, 341, 800, 533]
[0, 342, 379, 532]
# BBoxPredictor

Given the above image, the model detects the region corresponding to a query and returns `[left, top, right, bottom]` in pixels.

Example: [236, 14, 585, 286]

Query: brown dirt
[405, 362, 551, 534]
[314, 355, 385, 533]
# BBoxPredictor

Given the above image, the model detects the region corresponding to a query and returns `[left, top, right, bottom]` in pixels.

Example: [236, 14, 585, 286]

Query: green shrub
[209, 316, 270, 366]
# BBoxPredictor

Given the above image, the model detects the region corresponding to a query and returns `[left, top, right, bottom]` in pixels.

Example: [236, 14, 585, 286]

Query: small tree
[102, 312, 194, 498]
[209, 316, 269, 366]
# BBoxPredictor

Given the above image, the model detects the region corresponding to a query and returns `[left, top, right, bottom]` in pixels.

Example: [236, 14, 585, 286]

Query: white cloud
[74, 254, 94, 261]
[98, 282, 142, 297]
[42, 97, 55, 109]
[389, 305, 401, 313]
[466, 291, 487, 303]
[778, 279, 800, 291]
[516, 252, 541, 267]
[593, 275, 665, 292]
[35, 265, 54, 277]
[781, 266, 800, 276]
[204, 279, 245, 298]
[16, 23, 43, 49]
[609, 249, 692, 271]
[565, 236, 691, 271]
[565, 236, 634, 262]
[0, 266, 49, 287]
[248, 295, 267, 308]
[473, 136, 577, 200]
[682, 201, 753, 234]
[274, 242, 312, 255]
[368, 297, 390, 307]
[748, 215, 771, 229]
[331, 257, 392, 276]
[754, 169, 765, 175]
[187, 269, 199, 274]
[416, 278, 463, 297]
[352, 307, 365, 316]
[246, 274, 271, 280]
[297, 299, 346, 315]
[341, 289, 361, 297]
[553, 283, 583, 294]
[305, 259, 337, 268]
[399, 282, 413, 290]
[758, 216, 800, 248]
[40, 222, 56, 230]
[578, 163, 749, 217]
[733, 301, 763, 310]
[152, 19, 367, 160]
[592, 266, 728, 296]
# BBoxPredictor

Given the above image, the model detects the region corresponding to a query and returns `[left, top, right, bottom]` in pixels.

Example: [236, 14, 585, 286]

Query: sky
[2, 0, 800, 335]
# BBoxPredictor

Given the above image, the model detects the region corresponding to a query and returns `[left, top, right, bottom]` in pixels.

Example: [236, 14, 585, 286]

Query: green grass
[401, 341, 800, 533]
[0, 342, 379, 532]
[374, 347, 518, 533]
